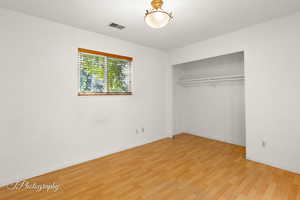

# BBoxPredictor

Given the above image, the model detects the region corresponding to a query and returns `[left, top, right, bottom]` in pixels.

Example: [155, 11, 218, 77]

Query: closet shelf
[178, 74, 244, 87]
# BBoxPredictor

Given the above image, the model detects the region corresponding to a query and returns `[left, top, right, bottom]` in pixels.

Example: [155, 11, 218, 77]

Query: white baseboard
[246, 155, 300, 175]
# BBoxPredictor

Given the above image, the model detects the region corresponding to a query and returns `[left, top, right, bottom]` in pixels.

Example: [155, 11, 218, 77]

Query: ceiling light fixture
[145, 0, 173, 29]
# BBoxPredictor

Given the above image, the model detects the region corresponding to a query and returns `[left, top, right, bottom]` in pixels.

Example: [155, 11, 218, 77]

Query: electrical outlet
[262, 141, 266, 148]
[136, 129, 139, 134]
[141, 127, 145, 133]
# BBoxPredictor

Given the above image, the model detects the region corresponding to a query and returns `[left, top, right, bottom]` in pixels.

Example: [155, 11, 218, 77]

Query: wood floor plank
[0, 134, 300, 200]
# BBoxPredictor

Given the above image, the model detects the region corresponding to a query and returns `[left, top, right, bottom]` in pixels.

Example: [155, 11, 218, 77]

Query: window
[78, 48, 132, 95]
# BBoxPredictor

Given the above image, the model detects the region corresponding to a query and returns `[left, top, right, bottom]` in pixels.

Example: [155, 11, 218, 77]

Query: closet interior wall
[173, 52, 246, 146]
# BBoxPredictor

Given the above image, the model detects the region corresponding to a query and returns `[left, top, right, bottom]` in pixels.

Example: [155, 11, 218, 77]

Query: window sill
[78, 92, 132, 96]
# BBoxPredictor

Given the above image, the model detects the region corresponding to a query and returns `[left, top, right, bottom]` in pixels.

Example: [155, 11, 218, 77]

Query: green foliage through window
[79, 51, 131, 94]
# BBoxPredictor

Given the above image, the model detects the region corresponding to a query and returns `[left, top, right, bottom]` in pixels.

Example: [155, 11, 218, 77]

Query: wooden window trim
[78, 48, 133, 61]
[78, 92, 132, 96]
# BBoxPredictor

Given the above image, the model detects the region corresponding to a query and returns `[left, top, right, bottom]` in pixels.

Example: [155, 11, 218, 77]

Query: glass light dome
[145, 9, 172, 29]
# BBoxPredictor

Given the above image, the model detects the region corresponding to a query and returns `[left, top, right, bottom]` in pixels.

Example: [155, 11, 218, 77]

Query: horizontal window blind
[78, 48, 132, 95]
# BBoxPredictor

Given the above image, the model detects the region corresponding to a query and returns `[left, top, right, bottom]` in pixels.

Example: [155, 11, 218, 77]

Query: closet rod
[179, 75, 244, 82]
[179, 76, 244, 87]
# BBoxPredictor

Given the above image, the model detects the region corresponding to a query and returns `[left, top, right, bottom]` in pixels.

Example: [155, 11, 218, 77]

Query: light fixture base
[151, 0, 163, 9]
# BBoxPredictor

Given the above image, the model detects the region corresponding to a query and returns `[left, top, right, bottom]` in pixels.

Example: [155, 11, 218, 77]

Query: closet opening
[172, 52, 246, 147]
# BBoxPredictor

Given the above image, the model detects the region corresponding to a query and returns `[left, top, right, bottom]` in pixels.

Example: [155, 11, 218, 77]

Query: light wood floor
[1, 134, 300, 200]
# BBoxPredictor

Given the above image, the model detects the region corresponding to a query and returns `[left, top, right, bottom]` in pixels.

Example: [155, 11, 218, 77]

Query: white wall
[0, 8, 169, 186]
[172, 67, 185, 134]
[173, 53, 245, 146]
[170, 12, 300, 174]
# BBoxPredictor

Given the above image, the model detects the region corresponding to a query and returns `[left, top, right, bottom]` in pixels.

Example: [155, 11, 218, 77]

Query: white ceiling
[1, 0, 300, 50]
